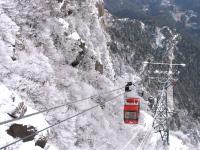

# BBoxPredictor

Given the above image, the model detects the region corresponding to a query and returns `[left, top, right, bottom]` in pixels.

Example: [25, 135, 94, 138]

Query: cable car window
[124, 111, 138, 120]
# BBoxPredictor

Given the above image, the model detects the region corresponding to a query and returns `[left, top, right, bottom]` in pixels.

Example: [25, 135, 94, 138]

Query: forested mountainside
[105, 0, 200, 145]
[104, 0, 200, 112]
[0, 0, 199, 149]
[105, 15, 200, 146]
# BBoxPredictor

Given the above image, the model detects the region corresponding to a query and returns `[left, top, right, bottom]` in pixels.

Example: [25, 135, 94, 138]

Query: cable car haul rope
[0, 86, 125, 149]
[0, 86, 125, 126]
[0, 82, 146, 150]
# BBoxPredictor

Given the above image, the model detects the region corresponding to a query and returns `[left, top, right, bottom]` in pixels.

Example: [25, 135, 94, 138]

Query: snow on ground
[140, 21, 145, 31]
[155, 27, 165, 48]
[169, 134, 189, 150]
[68, 32, 81, 40]
[58, 18, 69, 31]
[0, 84, 57, 149]
[0, 0, 197, 149]
[161, 0, 172, 7]
[19, 141, 57, 150]
[142, 5, 149, 12]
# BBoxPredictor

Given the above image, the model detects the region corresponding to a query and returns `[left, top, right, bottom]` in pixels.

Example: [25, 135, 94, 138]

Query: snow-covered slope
[0, 84, 56, 149]
[0, 0, 197, 149]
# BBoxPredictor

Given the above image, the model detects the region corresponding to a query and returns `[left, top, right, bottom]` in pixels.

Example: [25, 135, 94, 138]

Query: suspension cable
[175, 85, 185, 107]
[0, 92, 124, 150]
[137, 127, 153, 150]
[0, 86, 125, 126]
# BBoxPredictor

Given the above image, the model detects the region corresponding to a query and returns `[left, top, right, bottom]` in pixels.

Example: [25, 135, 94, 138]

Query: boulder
[7, 124, 37, 142]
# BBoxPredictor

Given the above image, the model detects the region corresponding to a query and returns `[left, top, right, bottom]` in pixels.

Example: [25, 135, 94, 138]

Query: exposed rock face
[96, 1, 105, 17]
[95, 61, 103, 74]
[35, 136, 48, 148]
[0, 84, 51, 149]
[8, 102, 27, 118]
[7, 124, 37, 142]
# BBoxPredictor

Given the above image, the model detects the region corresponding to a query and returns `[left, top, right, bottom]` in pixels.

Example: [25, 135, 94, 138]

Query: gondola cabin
[124, 98, 140, 124]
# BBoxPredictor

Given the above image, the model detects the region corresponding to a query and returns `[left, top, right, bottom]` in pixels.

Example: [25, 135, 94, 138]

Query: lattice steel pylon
[142, 30, 186, 145]
[153, 82, 170, 145]
[143, 61, 185, 145]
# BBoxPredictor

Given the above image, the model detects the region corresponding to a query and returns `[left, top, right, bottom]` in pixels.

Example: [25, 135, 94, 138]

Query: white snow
[68, 32, 81, 40]
[142, 5, 149, 12]
[140, 21, 145, 31]
[0, 84, 57, 149]
[19, 142, 44, 150]
[169, 135, 189, 150]
[161, 0, 172, 7]
[19, 142, 58, 150]
[0, 0, 198, 149]
[0, 13, 19, 45]
[155, 27, 165, 48]
[58, 18, 69, 31]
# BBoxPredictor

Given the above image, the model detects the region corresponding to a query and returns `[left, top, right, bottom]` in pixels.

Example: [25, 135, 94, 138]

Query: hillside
[0, 0, 199, 149]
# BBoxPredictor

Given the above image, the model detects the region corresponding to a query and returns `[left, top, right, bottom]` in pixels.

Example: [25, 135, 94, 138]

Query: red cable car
[124, 97, 140, 124]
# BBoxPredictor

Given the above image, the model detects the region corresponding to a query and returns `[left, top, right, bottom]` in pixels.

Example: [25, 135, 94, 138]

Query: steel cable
[0, 86, 125, 126]
[0, 93, 124, 149]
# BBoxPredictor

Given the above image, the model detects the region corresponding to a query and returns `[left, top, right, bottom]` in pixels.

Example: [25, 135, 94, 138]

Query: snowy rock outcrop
[0, 0, 198, 150]
[0, 84, 56, 149]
